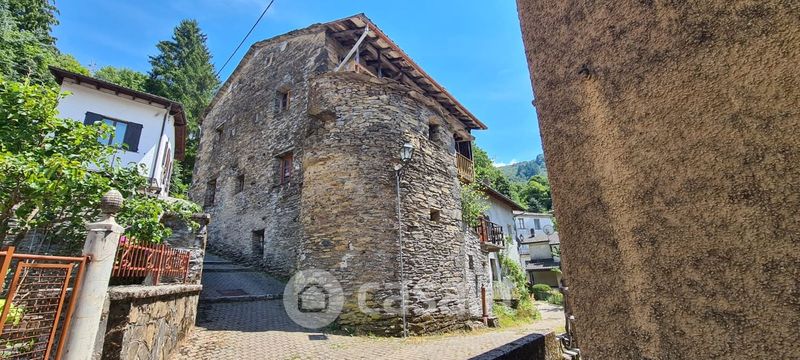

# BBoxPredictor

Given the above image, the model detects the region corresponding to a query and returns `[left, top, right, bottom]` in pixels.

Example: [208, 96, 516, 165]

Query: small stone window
[430, 209, 441, 222]
[215, 124, 224, 143]
[468, 255, 474, 270]
[276, 89, 290, 113]
[278, 152, 293, 184]
[204, 179, 217, 207]
[235, 174, 245, 194]
[428, 123, 440, 143]
[252, 229, 265, 257]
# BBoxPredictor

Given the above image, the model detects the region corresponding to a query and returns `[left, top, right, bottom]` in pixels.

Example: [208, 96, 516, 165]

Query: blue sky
[53, 0, 542, 165]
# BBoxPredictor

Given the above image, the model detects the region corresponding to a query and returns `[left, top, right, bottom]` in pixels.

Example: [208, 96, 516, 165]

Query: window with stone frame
[428, 123, 440, 143]
[252, 229, 265, 257]
[215, 124, 224, 143]
[204, 179, 217, 207]
[430, 209, 441, 222]
[517, 218, 525, 229]
[235, 174, 245, 194]
[276, 89, 290, 113]
[278, 152, 293, 184]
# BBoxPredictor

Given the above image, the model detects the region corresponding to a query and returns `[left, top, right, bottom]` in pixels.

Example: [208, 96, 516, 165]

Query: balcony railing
[456, 153, 475, 183]
[475, 217, 504, 251]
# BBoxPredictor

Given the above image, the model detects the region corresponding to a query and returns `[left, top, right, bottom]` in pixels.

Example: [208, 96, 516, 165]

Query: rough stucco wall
[517, 1, 800, 358]
[190, 29, 329, 275]
[303, 71, 490, 334]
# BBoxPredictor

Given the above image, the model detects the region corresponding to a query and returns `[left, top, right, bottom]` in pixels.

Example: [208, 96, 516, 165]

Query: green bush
[493, 298, 541, 328]
[532, 284, 553, 300]
[547, 291, 564, 306]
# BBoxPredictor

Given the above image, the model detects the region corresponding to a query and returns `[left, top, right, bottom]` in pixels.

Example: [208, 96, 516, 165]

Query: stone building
[190, 14, 501, 334]
[517, 0, 800, 358]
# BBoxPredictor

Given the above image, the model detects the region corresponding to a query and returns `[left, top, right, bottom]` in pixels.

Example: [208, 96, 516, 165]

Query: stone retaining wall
[100, 284, 202, 360]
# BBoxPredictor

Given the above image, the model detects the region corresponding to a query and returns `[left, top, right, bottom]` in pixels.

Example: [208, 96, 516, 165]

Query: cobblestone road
[174, 253, 564, 359]
[173, 300, 564, 360]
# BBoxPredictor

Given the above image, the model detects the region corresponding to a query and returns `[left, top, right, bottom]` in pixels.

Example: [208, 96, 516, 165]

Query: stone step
[200, 293, 283, 303]
[203, 267, 261, 273]
[202, 260, 233, 265]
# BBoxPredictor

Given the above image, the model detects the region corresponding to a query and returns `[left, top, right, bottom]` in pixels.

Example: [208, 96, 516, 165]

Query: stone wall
[303, 72, 491, 334]
[190, 25, 493, 335]
[163, 212, 210, 284]
[516, 1, 800, 358]
[191, 27, 330, 275]
[101, 285, 202, 360]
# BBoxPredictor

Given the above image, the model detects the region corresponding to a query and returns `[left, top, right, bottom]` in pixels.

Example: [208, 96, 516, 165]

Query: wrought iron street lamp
[400, 142, 414, 163]
[394, 142, 414, 338]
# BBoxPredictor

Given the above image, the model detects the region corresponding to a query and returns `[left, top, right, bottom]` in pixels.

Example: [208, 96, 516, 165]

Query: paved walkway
[175, 253, 564, 360]
[200, 253, 285, 302]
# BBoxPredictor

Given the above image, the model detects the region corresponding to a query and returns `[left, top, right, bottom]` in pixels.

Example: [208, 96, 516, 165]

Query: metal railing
[456, 153, 475, 183]
[0, 246, 87, 360]
[475, 218, 504, 247]
[112, 238, 190, 284]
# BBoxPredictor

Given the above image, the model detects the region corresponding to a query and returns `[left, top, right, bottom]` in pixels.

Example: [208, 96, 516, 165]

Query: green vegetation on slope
[498, 154, 547, 183]
[473, 144, 553, 213]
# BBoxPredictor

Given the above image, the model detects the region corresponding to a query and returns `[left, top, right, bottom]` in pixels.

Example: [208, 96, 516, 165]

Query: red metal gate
[0, 246, 87, 360]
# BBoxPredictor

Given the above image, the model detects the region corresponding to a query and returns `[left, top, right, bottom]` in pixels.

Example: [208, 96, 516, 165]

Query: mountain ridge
[497, 154, 547, 183]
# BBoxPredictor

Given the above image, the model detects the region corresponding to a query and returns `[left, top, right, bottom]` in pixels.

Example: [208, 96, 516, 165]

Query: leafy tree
[94, 66, 147, 91]
[461, 183, 489, 227]
[0, 77, 198, 252]
[5, 0, 58, 45]
[0, 1, 87, 84]
[473, 144, 519, 199]
[146, 19, 219, 187]
[520, 175, 552, 212]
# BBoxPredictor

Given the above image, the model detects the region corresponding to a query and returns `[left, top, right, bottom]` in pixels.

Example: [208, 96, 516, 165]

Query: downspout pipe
[150, 104, 171, 194]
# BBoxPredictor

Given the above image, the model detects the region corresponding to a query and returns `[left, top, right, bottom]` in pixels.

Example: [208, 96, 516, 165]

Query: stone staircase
[199, 253, 285, 303]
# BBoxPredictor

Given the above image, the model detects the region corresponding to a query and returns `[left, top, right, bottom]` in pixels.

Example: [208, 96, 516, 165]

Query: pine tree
[146, 19, 219, 193]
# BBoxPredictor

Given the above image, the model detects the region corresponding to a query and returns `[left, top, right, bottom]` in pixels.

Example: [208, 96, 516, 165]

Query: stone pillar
[516, 1, 800, 359]
[63, 190, 124, 360]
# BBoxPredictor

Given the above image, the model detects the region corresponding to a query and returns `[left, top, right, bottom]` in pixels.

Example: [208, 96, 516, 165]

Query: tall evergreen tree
[146, 19, 218, 136]
[145, 19, 219, 193]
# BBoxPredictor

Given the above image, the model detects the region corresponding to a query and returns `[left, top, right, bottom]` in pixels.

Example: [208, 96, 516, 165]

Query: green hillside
[498, 154, 547, 183]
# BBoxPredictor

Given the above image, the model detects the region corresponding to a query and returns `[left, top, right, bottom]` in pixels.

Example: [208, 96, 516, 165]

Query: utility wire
[215, 0, 276, 78]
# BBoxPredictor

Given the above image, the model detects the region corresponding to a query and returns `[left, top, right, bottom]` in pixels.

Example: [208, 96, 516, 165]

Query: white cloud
[493, 159, 518, 167]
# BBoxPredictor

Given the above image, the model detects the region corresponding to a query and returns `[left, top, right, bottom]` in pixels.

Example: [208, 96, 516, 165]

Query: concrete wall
[517, 1, 800, 358]
[527, 242, 552, 261]
[57, 80, 176, 197]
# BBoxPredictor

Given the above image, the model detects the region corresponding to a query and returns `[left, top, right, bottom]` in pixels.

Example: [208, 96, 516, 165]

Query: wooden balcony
[475, 217, 504, 252]
[456, 153, 475, 183]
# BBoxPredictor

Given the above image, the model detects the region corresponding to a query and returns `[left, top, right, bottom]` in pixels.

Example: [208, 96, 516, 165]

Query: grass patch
[493, 299, 541, 328]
